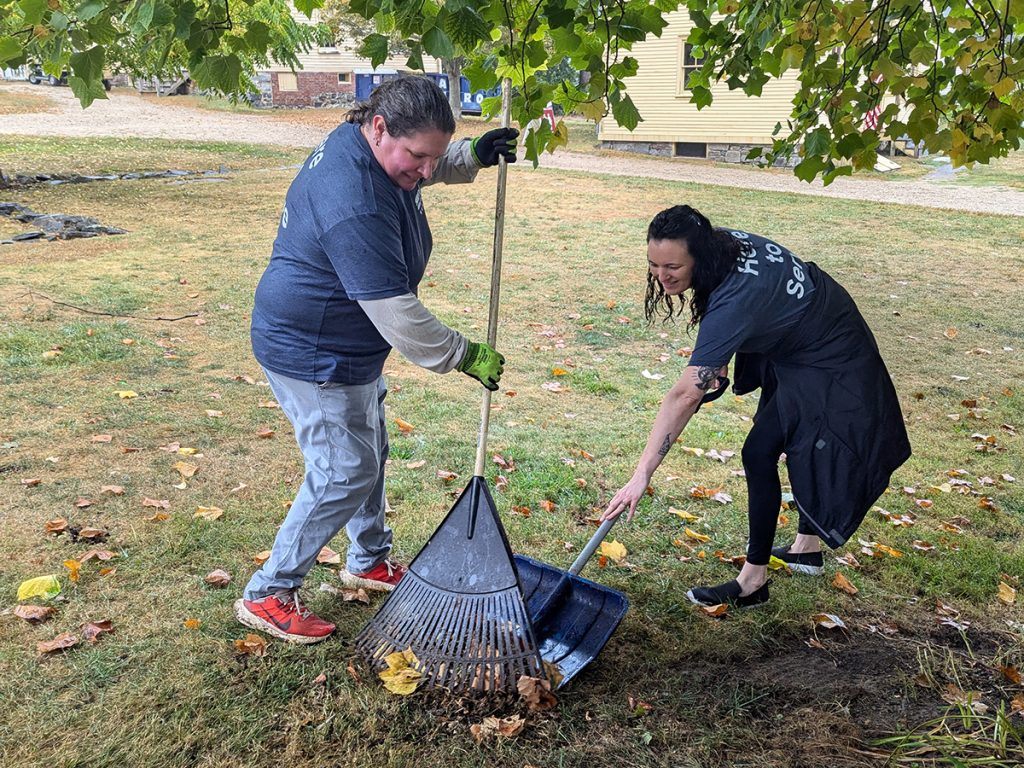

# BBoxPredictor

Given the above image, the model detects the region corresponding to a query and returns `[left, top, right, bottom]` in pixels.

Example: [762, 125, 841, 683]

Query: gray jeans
[243, 368, 391, 599]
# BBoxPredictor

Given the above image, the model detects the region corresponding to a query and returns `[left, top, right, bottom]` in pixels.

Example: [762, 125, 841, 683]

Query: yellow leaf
[700, 603, 728, 617]
[680, 446, 705, 457]
[551, 367, 569, 376]
[998, 581, 1017, 605]
[379, 647, 424, 695]
[253, 550, 271, 564]
[684, 527, 711, 543]
[194, 506, 223, 520]
[17, 575, 61, 601]
[767, 555, 791, 571]
[599, 540, 627, 562]
[668, 506, 700, 522]
[177, 447, 199, 456]
[64, 559, 81, 583]
[115, 390, 138, 399]
[173, 461, 199, 478]
[41, 349, 62, 360]
[394, 418, 415, 434]
[184, 618, 201, 630]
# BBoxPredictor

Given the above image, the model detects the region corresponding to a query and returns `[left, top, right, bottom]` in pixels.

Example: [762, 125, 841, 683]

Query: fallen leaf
[394, 418, 415, 434]
[37, 632, 79, 654]
[944, 327, 958, 339]
[81, 619, 114, 643]
[13, 605, 56, 623]
[79, 549, 115, 562]
[194, 506, 223, 521]
[668, 507, 701, 522]
[539, 499, 556, 513]
[998, 581, 1017, 605]
[552, 367, 569, 376]
[599, 540, 628, 562]
[684, 527, 711, 543]
[542, 381, 568, 393]
[75, 497, 93, 508]
[1000, 666, 1022, 685]
[255, 428, 275, 439]
[517, 675, 557, 712]
[205, 410, 224, 418]
[492, 454, 516, 471]
[184, 618, 201, 630]
[17, 575, 61, 601]
[91, 434, 113, 443]
[812, 613, 847, 630]
[142, 498, 170, 509]
[45, 518, 68, 534]
[405, 459, 426, 469]
[641, 369, 665, 380]
[205, 569, 232, 587]
[689, 485, 723, 500]
[341, 588, 370, 604]
[317, 546, 341, 564]
[875, 543, 904, 558]
[711, 491, 732, 504]
[706, 449, 736, 463]
[115, 390, 138, 399]
[379, 648, 423, 695]
[100, 485, 124, 495]
[234, 633, 268, 657]
[257, 400, 279, 409]
[173, 461, 199, 478]
[700, 603, 728, 618]
[436, 469, 458, 482]
[253, 550, 271, 565]
[64, 559, 81, 583]
[912, 540, 936, 552]
[832, 572, 859, 595]
[21, 478, 41, 488]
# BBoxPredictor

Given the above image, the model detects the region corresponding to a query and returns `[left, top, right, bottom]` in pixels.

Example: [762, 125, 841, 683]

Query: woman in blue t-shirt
[236, 77, 519, 644]
[602, 205, 910, 608]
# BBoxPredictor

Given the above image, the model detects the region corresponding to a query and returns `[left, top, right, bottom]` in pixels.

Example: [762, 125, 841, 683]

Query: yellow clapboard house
[598, 10, 800, 163]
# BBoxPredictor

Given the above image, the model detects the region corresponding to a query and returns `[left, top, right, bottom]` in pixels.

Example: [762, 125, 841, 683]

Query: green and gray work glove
[471, 127, 520, 167]
[457, 341, 505, 391]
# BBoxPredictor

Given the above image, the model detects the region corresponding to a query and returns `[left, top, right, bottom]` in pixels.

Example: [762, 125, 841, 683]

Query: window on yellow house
[678, 41, 704, 94]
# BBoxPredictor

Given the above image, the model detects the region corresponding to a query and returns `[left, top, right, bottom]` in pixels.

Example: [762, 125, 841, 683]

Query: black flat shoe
[771, 543, 824, 575]
[686, 578, 770, 608]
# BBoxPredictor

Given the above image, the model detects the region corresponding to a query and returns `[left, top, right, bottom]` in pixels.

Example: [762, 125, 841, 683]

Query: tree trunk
[444, 57, 463, 120]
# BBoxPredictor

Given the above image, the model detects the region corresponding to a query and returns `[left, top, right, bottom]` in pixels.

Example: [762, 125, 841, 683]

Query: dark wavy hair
[644, 205, 742, 330]
[344, 76, 455, 137]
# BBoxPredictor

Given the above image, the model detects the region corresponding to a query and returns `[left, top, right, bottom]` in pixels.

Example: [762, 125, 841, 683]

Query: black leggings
[741, 395, 816, 565]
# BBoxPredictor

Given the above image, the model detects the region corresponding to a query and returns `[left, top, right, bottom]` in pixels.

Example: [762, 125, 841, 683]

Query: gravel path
[4, 82, 1022, 217]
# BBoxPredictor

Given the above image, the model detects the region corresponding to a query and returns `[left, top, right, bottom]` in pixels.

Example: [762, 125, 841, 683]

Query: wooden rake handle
[473, 78, 513, 478]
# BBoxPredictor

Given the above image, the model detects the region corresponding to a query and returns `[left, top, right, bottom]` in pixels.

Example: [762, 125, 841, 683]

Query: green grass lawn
[1, 136, 1022, 768]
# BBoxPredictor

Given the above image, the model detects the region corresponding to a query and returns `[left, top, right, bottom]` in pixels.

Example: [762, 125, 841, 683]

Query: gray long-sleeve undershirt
[358, 294, 467, 373]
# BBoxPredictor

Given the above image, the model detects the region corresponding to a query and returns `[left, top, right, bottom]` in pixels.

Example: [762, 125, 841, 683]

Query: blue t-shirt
[251, 121, 432, 384]
[689, 230, 816, 368]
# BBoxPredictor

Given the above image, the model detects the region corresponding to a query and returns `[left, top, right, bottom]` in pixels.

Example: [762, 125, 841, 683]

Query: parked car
[27, 67, 111, 90]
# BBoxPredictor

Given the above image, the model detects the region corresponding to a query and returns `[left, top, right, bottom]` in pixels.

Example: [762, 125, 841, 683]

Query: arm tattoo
[695, 366, 719, 391]
[657, 434, 673, 457]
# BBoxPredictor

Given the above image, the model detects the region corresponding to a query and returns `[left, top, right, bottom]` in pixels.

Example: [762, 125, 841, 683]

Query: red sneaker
[338, 559, 407, 592]
[234, 591, 335, 644]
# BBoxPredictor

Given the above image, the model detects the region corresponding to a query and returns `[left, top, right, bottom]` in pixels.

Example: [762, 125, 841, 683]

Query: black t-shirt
[689, 230, 817, 369]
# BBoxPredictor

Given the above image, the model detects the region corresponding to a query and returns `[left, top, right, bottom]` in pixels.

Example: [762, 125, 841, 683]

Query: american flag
[865, 105, 882, 131]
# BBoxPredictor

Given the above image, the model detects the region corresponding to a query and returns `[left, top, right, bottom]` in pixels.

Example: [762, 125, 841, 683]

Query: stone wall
[270, 71, 355, 108]
[707, 143, 796, 167]
[600, 139, 797, 167]
[599, 140, 673, 157]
